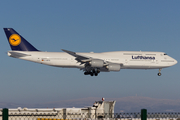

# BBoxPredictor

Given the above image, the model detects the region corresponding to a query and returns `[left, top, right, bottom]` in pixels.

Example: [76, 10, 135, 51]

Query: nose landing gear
[157, 69, 162, 76]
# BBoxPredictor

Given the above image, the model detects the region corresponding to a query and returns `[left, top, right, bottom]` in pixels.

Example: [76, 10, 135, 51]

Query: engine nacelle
[106, 64, 121, 71]
[90, 59, 104, 68]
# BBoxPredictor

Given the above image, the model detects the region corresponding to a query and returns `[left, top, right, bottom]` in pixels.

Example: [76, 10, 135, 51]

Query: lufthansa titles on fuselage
[132, 56, 155, 60]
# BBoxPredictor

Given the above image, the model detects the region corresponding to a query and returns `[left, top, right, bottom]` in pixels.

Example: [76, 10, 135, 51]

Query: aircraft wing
[62, 49, 119, 66]
[62, 49, 110, 64]
[61, 49, 92, 63]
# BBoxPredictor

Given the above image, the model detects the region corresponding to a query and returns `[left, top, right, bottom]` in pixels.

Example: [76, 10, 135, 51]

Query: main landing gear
[84, 69, 100, 76]
[157, 69, 162, 76]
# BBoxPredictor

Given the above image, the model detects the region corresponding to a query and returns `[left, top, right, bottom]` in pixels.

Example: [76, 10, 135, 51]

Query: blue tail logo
[9, 34, 21, 46]
[4, 28, 38, 51]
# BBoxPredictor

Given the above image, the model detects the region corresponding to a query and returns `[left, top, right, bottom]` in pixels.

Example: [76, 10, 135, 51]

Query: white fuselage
[7, 51, 177, 72]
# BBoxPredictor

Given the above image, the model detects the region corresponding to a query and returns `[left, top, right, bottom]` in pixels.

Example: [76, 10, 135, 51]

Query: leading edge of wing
[61, 49, 91, 62]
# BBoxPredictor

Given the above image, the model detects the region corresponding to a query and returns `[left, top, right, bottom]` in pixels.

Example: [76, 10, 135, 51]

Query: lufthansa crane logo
[9, 34, 21, 46]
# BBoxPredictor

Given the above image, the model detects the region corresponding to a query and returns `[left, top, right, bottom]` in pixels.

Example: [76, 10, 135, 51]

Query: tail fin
[3, 28, 38, 51]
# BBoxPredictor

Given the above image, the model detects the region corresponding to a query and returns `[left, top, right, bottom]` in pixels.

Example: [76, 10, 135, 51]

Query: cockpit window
[164, 53, 167, 55]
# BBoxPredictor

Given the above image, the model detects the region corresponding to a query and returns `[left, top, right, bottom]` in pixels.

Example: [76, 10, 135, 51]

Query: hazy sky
[0, 0, 180, 109]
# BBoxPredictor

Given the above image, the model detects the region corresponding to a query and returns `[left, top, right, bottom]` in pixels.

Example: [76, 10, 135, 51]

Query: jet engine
[106, 64, 121, 71]
[89, 59, 104, 68]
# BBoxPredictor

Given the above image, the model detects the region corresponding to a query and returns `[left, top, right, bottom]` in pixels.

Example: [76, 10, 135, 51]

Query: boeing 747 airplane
[3, 28, 178, 76]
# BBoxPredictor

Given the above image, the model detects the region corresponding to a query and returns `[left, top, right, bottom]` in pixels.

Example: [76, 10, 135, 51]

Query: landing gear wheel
[84, 68, 100, 76]
[157, 73, 161, 76]
[90, 72, 94, 76]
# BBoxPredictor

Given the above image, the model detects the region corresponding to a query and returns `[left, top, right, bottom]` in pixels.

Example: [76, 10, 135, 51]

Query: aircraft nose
[174, 59, 178, 65]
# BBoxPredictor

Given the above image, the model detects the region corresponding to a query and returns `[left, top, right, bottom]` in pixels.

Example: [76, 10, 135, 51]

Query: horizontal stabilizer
[8, 51, 31, 58]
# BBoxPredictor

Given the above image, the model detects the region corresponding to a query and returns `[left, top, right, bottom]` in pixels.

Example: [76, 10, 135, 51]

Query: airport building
[0, 100, 180, 120]
[0, 100, 116, 120]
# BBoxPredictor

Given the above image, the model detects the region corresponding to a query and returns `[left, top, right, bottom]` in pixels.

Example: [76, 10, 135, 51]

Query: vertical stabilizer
[3, 28, 38, 51]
